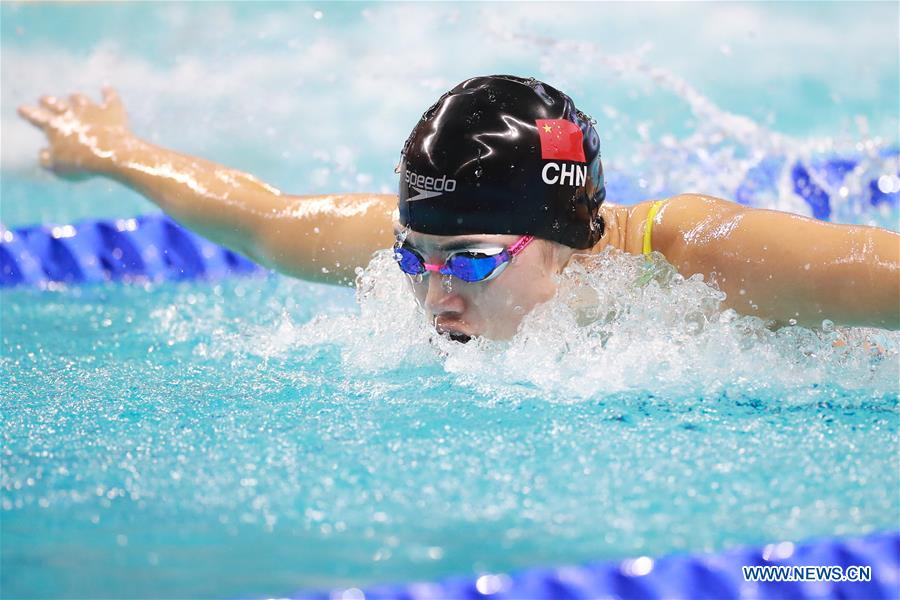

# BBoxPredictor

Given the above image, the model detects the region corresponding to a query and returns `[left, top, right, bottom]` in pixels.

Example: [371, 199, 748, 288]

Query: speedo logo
[405, 169, 457, 202]
[542, 162, 587, 187]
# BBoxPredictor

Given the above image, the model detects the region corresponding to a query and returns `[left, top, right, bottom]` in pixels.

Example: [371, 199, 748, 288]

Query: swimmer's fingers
[19, 88, 130, 177]
[39, 148, 53, 170]
[68, 93, 92, 109]
[101, 86, 123, 110]
[17, 104, 54, 129]
[39, 95, 68, 114]
[17, 104, 63, 172]
[100, 85, 128, 123]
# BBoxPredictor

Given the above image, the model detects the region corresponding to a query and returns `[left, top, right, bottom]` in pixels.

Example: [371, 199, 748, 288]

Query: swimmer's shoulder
[621, 193, 744, 259]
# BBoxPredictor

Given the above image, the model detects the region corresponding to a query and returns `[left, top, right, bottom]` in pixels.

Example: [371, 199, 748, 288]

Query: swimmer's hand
[17, 87, 133, 180]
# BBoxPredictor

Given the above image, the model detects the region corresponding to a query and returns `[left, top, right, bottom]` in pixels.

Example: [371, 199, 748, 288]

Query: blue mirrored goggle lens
[393, 244, 511, 283]
[393, 246, 425, 275]
[446, 251, 508, 282]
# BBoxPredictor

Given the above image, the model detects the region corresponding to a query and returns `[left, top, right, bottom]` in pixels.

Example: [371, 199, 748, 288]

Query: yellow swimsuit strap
[642, 199, 667, 257]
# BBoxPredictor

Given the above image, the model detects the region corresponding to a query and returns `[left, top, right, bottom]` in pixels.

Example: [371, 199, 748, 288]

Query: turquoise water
[2, 2, 899, 599]
[3, 265, 898, 598]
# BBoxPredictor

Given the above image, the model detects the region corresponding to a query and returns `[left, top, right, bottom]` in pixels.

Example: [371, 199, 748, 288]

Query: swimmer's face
[395, 226, 566, 341]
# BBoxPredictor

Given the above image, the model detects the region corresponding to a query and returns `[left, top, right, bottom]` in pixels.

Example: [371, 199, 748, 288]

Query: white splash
[198, 250, 898, 403]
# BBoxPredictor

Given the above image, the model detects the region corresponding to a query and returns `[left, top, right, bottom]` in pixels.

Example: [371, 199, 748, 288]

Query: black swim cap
[398, 75, 605, 249]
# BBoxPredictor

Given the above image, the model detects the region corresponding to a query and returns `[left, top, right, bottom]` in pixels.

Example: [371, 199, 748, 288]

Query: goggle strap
[508, 235, 534, 256]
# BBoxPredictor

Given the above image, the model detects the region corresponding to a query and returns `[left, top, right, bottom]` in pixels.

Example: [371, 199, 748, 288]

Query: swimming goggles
[393, 235, 534, 283]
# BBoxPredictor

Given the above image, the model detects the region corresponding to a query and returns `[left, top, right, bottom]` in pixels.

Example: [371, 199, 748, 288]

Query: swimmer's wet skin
[17, 76, 900, 339]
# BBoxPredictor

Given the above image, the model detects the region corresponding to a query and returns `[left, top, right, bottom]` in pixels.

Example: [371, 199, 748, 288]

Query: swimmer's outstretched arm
[655, 194, 900, 330]
[17, 88, 396, 286]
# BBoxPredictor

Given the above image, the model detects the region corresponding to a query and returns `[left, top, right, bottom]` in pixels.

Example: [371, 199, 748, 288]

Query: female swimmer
[17, 75, 900, 341]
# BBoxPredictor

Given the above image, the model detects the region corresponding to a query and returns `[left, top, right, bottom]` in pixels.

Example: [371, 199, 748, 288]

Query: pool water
[2, 2, 899, 599]
[3, 250, 898, 597]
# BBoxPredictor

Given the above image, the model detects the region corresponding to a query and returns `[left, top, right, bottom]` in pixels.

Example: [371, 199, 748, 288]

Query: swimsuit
[642, 199, 667, 257]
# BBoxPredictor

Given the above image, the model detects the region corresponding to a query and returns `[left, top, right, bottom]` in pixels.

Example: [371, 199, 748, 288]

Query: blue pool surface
[3, 244, 898, 597]
[2, 2, 899, 598]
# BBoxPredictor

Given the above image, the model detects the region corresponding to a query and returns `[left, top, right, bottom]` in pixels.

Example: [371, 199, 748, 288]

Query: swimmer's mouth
[434, 319, 474, 344]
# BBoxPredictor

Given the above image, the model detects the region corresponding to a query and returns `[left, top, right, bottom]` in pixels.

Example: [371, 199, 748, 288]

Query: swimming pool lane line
[0, 214, 264, 287]
[289, 528, 899, 600]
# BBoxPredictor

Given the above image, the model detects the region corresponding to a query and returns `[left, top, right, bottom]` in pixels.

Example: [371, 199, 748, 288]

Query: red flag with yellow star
[535, 119, 586, 163]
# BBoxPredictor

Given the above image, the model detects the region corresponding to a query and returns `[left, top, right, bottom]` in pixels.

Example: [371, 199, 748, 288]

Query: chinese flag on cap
[535, 119, 586, 163]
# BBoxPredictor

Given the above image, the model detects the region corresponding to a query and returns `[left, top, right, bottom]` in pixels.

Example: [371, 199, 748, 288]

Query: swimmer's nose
[423, 273, 465, 318]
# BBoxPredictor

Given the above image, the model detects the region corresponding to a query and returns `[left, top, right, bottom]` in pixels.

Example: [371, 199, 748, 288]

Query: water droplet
[442, 275, 453, 293]
[474, 165, 483, 178]
[788, 318, 798, 326]
[821, 319, 834, 333]
[513, 305, 524, 314]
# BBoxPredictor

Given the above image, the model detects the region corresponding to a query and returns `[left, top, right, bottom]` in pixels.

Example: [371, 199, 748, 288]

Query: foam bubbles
[289, 248, 898, 402]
